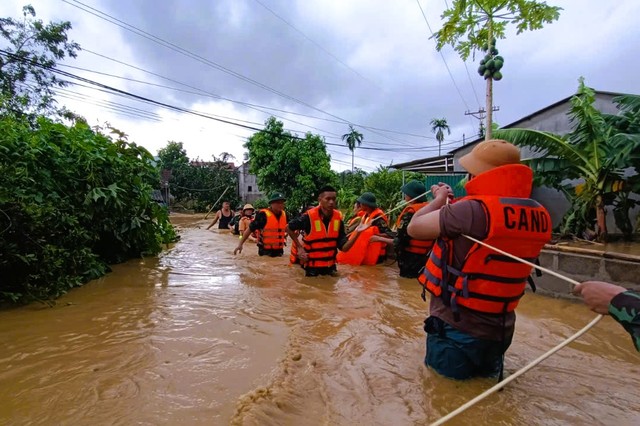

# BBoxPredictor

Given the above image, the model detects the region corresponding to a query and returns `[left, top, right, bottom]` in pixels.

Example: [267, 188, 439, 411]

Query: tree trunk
[485, 23, 494, 141]
[595, 194, 607, 242]
[351, 150, 354, 172]
[485, 72, 493, 140]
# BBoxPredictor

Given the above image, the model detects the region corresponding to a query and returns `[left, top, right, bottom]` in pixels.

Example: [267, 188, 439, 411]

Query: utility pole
[465, 106, 499, 139]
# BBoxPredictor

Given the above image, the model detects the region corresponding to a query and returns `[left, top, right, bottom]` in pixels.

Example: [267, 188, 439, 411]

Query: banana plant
[495, 79, 640, 241]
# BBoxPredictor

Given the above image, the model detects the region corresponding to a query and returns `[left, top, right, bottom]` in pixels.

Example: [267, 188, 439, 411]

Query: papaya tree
[434, 0, 561, 140]
[495, 79, 640, 241]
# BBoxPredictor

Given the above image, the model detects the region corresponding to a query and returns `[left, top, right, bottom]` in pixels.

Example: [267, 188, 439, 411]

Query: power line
[251, 0, 378, 89]
[79, 49, 443, 143]
[62, 0, 445, 148]
[414, 0, 470, 111]
[60, 52, 466, 149]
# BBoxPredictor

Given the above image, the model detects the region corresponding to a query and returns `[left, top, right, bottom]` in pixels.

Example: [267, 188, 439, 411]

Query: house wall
[451, 93, 638, 235]
[237, 162, 264, 203]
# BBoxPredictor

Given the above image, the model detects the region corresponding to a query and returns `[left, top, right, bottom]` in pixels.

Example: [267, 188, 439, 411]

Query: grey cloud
[50, 0, 640, 169]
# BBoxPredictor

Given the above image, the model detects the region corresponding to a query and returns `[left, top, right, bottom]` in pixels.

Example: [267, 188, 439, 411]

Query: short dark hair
[317, 185, 336, 195]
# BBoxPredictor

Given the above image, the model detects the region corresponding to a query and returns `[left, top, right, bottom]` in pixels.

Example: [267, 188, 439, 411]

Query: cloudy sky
[2, 0, 639, 171]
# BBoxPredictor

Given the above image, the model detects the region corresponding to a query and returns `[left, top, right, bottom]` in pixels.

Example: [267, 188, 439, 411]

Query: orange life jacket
[290, 231, 301, 264]
[363, 208, 387, 225]
[258, 209, 287, 250]
[396, 202, 433, 255]
[418, 164, 552, 315]
[346, 210, 365, 229]
[302, 207, 343, 268]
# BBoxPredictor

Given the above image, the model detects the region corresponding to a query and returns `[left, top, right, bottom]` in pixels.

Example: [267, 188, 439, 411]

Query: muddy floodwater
[1, 214, 639, 425]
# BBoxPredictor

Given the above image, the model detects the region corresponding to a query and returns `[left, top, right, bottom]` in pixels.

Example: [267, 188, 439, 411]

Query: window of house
[248, 185, 252, 192]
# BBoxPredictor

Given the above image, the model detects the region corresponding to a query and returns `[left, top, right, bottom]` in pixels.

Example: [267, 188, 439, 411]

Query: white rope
[428, 234, 603, 425]
[384, 190, 431, 216]
[462, 234, 580, 286]
[429, 314, 603, 426]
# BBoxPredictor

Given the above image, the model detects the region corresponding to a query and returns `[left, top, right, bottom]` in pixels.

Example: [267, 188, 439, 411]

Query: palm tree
[342, 125, 364, 172]
[430, 118, 451, 156]
[495, 79, 640, 242]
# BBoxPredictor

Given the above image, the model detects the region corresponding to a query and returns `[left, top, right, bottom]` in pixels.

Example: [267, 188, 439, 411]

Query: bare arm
[407, 185, 451, 240]
[285, 225, 308, 261]
[233, 226, 254, 255]
[206, 211, 221, 230]
[370, 235, 394, 245]
[340, 222, 371, 252]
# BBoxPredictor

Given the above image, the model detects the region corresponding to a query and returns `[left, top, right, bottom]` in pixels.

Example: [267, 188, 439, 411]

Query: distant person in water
[237, 204, 257, 242]
[371, 180, 433, 278]
[234, 192, 287, 257]
[574, 281, 640, 352]
[286, 185, 369, 276]
[206, 201, 234, 230]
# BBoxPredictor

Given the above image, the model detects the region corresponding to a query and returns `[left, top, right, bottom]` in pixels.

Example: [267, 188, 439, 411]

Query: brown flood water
[1, 214, 639, 425]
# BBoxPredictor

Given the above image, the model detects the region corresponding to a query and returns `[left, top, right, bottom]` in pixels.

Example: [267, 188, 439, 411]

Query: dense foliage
[0, 116, 177, 304]
[156, 141, 239, 212]
[245, 117, 336, 213]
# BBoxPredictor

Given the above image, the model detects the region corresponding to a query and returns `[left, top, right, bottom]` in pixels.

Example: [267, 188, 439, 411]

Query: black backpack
[231, 214, 241, 235]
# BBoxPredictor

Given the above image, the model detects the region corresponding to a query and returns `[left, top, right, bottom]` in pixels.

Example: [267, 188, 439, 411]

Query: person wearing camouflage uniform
[574, 281, 640, 352]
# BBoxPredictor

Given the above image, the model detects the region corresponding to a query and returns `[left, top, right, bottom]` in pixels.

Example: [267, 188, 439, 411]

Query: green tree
[434, 0, 561, 140]
[495, 79, 640, 241]
[0, 115, 176, 304]
[430, 118, 451, 155]
[336, 168, 367, 218]
[364, 167, 424, 224]
[245, 117, 335, 212]
[0, 5, 80, 118]
[157, 141, 189, 171]
[157, 142, 238, 212]
[342, 124, 364, 172]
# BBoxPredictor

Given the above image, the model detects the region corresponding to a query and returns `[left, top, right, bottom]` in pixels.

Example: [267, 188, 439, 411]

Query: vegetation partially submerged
[0, 116, 177, 305]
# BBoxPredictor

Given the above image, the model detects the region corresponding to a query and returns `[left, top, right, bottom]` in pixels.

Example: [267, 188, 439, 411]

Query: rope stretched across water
[345, 190, 431, 235]
[384, 190, 431, 216]
[429, 234, 603, 426]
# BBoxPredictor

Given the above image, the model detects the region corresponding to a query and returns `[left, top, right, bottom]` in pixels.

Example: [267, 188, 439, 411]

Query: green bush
[0, 115, 177, 304]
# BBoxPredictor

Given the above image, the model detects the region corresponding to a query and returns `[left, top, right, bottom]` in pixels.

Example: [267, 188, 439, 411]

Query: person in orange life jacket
[345, 201, 365, 234]
[237, 204, 257, 242]
[407, 140, 552, 380]
[371, 180, 434, 278]
[234, 192, 287, 257]
[356, 192, 391, 264]
[206, 201, 234, 230]
[286, 186, 371, 277]
[290, 205, 315, 265]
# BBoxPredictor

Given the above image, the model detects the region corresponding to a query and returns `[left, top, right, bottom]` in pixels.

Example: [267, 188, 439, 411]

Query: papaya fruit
[493, 71, 503, 81]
